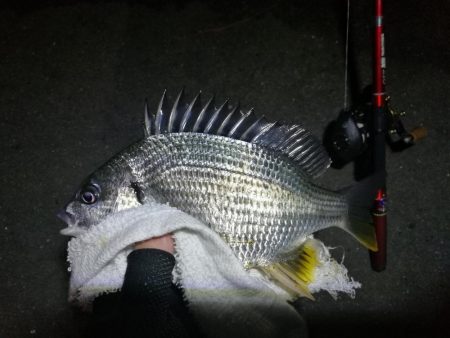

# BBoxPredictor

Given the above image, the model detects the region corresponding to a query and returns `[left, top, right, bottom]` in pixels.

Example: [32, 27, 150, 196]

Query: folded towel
[61, 203, 308, 338]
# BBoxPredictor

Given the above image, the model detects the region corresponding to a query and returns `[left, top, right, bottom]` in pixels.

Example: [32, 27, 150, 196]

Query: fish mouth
[60, 226, 86, 237]
[57, 209, 86, 237]
[56, 209, 79, 228]
[57, 209, 75, 226]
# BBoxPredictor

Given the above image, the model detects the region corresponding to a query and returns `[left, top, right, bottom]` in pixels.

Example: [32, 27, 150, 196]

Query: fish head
[58, 161, 142, 231]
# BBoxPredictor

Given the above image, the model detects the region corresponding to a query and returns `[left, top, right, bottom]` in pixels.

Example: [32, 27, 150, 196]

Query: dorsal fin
[193, 96, 215, 132]
[167, 88, 186, 133]
[180, 92, 202, 132]
[217, 103, 240, 136]
[153, 90, 171, 134]
[144, 90, 331, 177]
[204, 100, 228, 134]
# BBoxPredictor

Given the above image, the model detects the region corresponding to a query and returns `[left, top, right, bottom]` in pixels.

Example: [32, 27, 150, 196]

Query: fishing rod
[370, 0, 388, 272]
[324, 0, 427, 271]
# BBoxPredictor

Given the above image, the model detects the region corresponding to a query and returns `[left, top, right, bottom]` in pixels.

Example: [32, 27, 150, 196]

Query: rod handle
[409, 126, 427, 142]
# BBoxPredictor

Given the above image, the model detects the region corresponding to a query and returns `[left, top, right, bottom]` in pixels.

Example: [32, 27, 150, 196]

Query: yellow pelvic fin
[261, 239, 321, 300]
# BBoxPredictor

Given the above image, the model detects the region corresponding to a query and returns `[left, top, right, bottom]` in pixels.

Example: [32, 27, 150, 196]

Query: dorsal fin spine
[180, 92, 201, 132]
[227, 109, 254, 138]
[240, 115, 267, 141]
[168, 88, 185, 132]
[145, 90, 331, 177]
[217, 103, 240, 135]
[193, 96, 214, 132]
[204, 100, 227, 134]
[251, 121, 278, 142]
[144, 99, 154, 136]
[154, 89, 170, 134]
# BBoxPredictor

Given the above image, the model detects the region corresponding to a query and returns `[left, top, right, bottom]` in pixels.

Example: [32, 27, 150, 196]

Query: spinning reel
[324, 90, 427, 168]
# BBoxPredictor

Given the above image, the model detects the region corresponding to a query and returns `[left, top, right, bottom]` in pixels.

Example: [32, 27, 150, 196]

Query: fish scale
[122, 133, 347, 266]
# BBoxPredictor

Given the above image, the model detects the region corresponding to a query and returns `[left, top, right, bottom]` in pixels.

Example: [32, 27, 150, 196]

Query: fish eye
[79, 184, 100, 205]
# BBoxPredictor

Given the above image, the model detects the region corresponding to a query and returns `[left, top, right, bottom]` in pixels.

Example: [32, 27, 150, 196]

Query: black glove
[88, 249, 203, 338]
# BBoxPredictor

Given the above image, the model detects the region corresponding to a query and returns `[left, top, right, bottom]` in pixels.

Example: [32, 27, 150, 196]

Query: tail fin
[341, 217, 378, 252]
[260, 239, 323, 300]
[339, 172, 385, 252]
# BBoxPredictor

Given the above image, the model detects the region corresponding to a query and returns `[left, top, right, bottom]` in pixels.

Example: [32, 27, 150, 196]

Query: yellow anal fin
[261, 239, 321, 300]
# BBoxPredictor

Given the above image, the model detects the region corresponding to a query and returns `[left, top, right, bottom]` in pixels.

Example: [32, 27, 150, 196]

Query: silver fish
[59, 90, 377, 296]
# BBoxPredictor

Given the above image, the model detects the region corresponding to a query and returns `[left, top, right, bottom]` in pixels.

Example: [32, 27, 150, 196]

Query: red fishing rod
[324, 0, 426, 272]
[369, 0, 426, 270]
[370, 0, 387, 271]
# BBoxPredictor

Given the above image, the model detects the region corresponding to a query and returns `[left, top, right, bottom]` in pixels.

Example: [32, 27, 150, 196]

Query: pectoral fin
[130, 182, 146, 204]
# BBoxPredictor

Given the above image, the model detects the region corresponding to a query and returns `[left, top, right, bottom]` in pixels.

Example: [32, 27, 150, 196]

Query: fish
[58, 89, 378, 298]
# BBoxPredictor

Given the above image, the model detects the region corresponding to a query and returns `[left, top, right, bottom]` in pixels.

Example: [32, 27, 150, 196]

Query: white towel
[61, 203, 307, 338]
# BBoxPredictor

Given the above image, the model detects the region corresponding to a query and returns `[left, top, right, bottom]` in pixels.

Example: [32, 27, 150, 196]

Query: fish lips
[57, 209, 84, 236]
[60, 226, 86, 237]
[57, 209, 74, 226]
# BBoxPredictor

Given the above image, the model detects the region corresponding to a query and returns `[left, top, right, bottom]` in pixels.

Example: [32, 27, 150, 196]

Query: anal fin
[261, 239, 322, 300]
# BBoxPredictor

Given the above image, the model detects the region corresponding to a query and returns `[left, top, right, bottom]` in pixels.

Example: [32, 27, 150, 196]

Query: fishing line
[343, 0, 351, 111]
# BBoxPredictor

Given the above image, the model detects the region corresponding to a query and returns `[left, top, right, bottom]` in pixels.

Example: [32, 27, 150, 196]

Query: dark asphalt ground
[1, 1, 449, 337]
